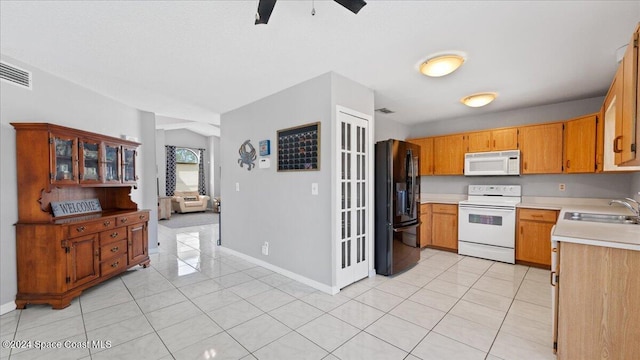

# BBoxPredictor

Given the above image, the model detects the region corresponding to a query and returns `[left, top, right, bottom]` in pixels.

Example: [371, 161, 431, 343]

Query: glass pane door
[80, 140, 100, 183]
[51, 134, 77, 184]
[104, 143, 121, 182]
[123, 147, 137, 183]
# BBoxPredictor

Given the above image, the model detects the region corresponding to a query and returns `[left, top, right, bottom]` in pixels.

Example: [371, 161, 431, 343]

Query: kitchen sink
[564, 212, 639, 225]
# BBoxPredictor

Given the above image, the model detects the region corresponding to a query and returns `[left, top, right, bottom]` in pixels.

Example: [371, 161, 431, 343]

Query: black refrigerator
[375, 139, 421, 276]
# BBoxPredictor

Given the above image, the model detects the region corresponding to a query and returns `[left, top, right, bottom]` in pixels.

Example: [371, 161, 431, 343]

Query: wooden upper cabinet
[564, 114, 597, 173]
[519, 122, 564, 174]
[466, 131, 492, 153]
[433, 134, 465, 175]
[618, 25, 639, 166]
[407, 138, 434, 175]
[466, 128, 518, 153]
[491, 128, 519, 151]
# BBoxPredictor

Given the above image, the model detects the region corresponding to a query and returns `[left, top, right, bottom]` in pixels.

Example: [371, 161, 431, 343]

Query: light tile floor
[0, 220, 556, 360]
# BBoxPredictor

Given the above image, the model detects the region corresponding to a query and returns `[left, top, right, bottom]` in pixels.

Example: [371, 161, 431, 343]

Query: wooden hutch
[11, 123, 150, 309]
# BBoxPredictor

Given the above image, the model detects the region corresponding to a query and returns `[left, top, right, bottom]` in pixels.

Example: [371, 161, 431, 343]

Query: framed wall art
[277, 122, 320, 171]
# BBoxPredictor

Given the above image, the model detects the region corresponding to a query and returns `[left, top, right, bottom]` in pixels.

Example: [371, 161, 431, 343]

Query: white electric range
[458, 185, 521, 263]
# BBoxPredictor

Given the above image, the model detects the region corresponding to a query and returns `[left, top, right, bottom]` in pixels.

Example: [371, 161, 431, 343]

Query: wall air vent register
[0, 61, 32, 89]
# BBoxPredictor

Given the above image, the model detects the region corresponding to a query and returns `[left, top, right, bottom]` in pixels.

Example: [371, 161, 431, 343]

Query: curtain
[198, 148, 206, 195]
[165, 145, 176, 196]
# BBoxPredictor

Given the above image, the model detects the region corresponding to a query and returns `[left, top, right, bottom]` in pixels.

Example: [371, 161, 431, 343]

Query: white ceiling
[1, 1, 639, 136]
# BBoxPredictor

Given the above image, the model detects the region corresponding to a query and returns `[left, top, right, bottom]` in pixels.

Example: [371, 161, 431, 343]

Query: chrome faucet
[609, 198, 640, 219]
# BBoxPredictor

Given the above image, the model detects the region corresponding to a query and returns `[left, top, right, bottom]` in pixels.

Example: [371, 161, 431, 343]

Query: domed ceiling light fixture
[461, 92, 497, 107]
[419, 54, 465, 77]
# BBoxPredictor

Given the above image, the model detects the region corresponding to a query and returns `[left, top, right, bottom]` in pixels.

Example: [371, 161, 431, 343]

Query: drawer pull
[111, 261, 119, 268]
[110, 246, 119, 253]
[139, 215, 146, 220]
[103, 220, 111, 227]
[121, 218, 128, 223]
[76, 226, 85, 232]
[110, 232, 119, 238]
[531, 214, 543, 218]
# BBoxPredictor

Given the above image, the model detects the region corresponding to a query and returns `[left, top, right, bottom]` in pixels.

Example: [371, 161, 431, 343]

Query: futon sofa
[171, 191, 210, 213]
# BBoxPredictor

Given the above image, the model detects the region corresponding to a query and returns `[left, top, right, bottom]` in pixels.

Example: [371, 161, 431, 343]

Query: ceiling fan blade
[255, 0, 277, 25]
[333, 0, 367, 14]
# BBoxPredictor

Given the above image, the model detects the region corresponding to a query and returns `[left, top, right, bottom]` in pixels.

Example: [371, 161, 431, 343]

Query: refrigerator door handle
[406, 149, 415, 217]
[393, 223, 420, 232]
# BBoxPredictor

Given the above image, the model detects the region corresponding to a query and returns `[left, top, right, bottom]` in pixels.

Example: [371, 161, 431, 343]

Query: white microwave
[464, 150, 520, 176]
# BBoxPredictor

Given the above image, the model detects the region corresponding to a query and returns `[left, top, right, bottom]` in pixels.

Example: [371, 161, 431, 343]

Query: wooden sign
[51, 198, 102, 217]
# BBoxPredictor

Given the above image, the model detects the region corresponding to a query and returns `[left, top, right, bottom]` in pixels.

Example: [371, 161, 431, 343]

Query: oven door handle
[458, 206, 516, 213]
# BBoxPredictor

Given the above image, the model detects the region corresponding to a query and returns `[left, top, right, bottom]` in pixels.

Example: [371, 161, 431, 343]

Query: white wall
[220, 72, 373, 289]
[0, 55, 157, 312]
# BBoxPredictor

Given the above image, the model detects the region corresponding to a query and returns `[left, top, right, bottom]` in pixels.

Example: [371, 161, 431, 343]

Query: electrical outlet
[559, 183, 566, 191]
[262, 241, 269, 256]
[235, 182, 240, 192]
[311, 183, 318, 195]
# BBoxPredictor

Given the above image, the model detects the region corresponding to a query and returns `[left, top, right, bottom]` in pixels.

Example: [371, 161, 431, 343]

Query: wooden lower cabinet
[555, 242, 640, 359]
[15, 210, 150, 310]
[419, 203, 432, 248]
[515, 208, 558, 268]
[430, 203, 458, 251]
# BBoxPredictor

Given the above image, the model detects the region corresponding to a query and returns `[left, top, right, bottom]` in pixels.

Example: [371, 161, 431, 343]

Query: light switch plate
[235, 182, 240, 192]
[311, 183, 318, 195]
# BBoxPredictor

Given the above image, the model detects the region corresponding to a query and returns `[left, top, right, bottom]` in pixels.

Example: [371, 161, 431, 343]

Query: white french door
[336, 107, 370, 289]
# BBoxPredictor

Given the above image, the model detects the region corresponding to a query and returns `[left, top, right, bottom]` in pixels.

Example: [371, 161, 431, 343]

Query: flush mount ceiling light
[419, 54, 465, 77]
[461, 92, 497, 108]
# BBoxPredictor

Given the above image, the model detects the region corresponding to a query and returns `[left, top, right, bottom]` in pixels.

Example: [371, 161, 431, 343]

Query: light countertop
[552, 204, 640, 251]
[420, 193, 466, 205]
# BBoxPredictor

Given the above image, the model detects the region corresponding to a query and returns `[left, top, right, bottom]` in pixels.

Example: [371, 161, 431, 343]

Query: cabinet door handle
[486, 140, 489, 148]
[110, 232, 119, 238]
[76, 226, 85, 233]
[110, 246, 119, 253]
[524, 162, 528, 170]
[95, 249, 99, 257]
[111, 261, 119, 268]
[613, 136, 623, 153]
[103, 220, 111, 227]
[566, 160, 570, 169]
[493, 139, 496, 148]
[550, 271, 557, 287]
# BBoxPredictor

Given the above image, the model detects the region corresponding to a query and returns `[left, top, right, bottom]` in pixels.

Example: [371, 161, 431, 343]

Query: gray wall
[0, 55, 157, 311]
[412, 96, 638, 199]
[375, 116, 411, 142]
[220, 72, 373, 289]
[211, 135, 221, 198]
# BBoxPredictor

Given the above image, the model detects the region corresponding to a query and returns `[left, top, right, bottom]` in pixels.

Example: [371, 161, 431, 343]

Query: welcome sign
[51, 199, 102, 217]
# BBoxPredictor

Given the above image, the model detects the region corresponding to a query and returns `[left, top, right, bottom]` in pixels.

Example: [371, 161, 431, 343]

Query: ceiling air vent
[375, 107, 395, 114]
[1, 61, 32, 89]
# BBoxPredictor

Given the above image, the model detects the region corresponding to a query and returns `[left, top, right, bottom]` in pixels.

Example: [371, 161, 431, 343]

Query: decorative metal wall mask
[238, 140, 257, 171]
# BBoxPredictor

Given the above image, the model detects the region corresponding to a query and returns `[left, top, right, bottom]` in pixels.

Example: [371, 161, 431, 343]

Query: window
[175, 148, 199, 191]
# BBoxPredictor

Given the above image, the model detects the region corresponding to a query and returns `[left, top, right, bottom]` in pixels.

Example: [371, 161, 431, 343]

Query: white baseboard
[219, 246, 339, 295]
[1, 301, 16, 315]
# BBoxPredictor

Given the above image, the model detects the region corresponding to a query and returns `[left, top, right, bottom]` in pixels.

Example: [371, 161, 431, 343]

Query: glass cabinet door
[79, 140, 101, 184]
[122, 147, 137, 184]
[50, 134, 78, 184]
[103, 143, 121, 183]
